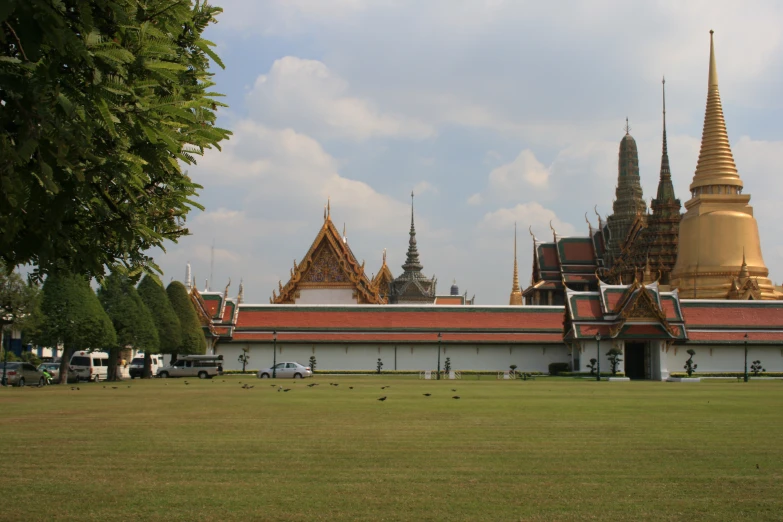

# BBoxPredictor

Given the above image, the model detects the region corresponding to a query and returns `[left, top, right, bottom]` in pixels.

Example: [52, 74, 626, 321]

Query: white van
[157, 354, 224, 379]
[69, 350, 110, 382]
[128, 353, 164, 379]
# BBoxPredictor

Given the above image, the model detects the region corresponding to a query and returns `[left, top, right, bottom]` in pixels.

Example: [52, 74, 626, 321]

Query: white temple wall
[215, 343, 571, 372]
[665, 344, 783, 374]
[295, 288, 356, 305]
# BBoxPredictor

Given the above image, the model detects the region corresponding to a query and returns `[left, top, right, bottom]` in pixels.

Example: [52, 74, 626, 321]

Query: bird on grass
[452, 396, 460, 399]
[270, 384, 277, 387]
[381, 386, 390, 390]
[184, 382, 190, 386]
[451, 389, 457, 392]
[307, 383, 316, 388]
[349, 386, 354, 390]
[423, 393, 431, 397]
[283, 389, 291, 392]
[756, 464, 760, 470]
[377, 396, 387, 401]
[277, 386, 283, 392]
[112, 386, 118, 390]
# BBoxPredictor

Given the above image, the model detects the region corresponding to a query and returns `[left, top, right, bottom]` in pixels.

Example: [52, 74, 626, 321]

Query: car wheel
[39, 377, 45, 387]
[18, 377, 25, 387]
[260, 373, 269, 379]
[198, 371, 208, 379]
[294, 373, 302, 379]
[160, 372, 169, 378]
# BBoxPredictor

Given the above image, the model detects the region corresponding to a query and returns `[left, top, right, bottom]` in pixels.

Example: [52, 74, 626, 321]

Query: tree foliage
[166, 281, 204, 356]
[39, 272, 116, 383]
[0, 0, 231, 281]
[137, 274, 180, 377]
[0, 260, 39, 330]
[98, 272, 158, 380]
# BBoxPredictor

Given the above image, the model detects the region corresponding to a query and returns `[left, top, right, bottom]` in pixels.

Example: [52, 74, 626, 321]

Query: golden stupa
[670, 31, 779, 299]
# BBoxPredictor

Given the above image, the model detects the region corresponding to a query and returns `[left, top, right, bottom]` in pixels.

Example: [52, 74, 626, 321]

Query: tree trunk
[170, 352, 178, 365]
[58, 344, 74, 385]
[107, 346, 119, 381]
[143, 352, 152, 379]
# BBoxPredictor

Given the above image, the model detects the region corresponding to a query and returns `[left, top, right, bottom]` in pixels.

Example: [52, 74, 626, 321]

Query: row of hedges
[558, 372, 626, 377]
[669, 372, 783, 378]
[222, 370, 546, 376]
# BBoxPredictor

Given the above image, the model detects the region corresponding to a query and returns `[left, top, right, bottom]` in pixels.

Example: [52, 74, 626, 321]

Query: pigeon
[247, 385, 254, 389]
[103, 386, 106, 389]
[112, 386, 118, 390]
[451, 389, 457, 392]
[349, 386, 354, 389]
[307, 383, 316, 388]
[184, 382, 189, 385]
[127, 386, 130, 388]
[377, 396, 387, 401]
[381, 386, 389, 390]
[76, 387, 80, 391]
[271, 385, 277, 387]
[756, 464, 760, 470]
[423, 393, 431, 397]
[452, 396, 460, 399]
[283, 389, 291, 392]
[241, 384, 248, 389]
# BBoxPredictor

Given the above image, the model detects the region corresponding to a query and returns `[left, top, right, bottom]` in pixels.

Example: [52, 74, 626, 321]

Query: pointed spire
[690, 30, 742, 192]
[237, 279, 244, 304]
[739, 247, 750, 279]
[624, 117, 630, 135]
[655, 76, 677, 203]
[513, 223, 520, 291]
[382, 248, 387, 265]
[327, 197, 331, 218]
[402, 190, 423, 271]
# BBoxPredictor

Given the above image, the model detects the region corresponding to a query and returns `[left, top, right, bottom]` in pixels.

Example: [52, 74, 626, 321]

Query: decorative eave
[189, 287, 218, 336]
[273, 216, 385, 305]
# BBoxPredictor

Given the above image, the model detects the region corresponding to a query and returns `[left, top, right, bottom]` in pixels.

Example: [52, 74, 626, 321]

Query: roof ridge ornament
[624, 117, 631, 135]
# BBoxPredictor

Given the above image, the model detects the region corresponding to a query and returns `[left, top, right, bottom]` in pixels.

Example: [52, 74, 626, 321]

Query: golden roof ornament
[690, 30, 742, 192]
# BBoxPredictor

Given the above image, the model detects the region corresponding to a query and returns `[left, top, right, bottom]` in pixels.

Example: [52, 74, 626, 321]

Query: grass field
[0, 376, 781, 521]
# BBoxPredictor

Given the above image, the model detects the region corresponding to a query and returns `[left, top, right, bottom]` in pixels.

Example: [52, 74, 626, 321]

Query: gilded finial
[594, 205, 603, 228]
[624, 117, 631, 135]
[327, 197, 331, 218]
[382, 248, 387, 264]
[324, 205, 327, 221]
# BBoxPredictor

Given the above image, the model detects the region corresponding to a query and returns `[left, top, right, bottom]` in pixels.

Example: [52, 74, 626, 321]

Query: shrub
[444, 357, 451, 373]
[376, 358, 383, 374]
[606, 348, 622, 376]
[750, 360, 765, 377]
[309, 356, 317, 371]
[684, 349, 697, 377]
[548, 362, 570, 375]
[585, 359, 597, 376]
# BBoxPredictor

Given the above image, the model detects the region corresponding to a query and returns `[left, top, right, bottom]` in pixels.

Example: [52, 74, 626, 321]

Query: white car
[257, 362, 312, 379]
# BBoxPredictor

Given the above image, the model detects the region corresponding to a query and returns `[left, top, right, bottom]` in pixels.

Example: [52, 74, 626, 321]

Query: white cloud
[480, 203, 576, 238]
[489, 149, 550, 190]
[245, 57, 435, 142]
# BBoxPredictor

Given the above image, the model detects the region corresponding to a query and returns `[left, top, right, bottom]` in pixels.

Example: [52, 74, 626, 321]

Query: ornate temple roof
[371, 249, 395, 301]
[564, 280, 686, 340]
[389, 192, 436, 304]
[271, 202, 384, 305]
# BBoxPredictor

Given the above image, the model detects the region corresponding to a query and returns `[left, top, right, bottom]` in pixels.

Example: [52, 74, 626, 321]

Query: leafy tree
[750, 360, 765, 377]
[98, 272, 158, 381]
[137, 274, 180, 377]
[1, 261, 40, 382]
[376, 358, 383, 374]
[586, 358, 598, 376]
[1, 0, 231, 281]
[308, 355, 316, 371]
[166, 281, 205, 359]
[39, 273, 116, 383]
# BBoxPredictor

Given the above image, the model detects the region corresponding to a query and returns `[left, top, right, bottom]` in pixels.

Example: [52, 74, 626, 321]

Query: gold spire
[509, 222, 522, 305]
[690, 30, 742, 192]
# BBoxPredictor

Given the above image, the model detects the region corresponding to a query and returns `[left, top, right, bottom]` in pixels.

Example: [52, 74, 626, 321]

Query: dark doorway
[625, 342, 646, 379]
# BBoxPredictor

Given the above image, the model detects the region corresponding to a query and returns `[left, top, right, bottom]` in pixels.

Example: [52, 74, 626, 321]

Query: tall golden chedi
[670, 31, 779, 299]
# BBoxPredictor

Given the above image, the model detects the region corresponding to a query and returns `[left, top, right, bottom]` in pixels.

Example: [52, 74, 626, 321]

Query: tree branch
[4, 22, 29, 62]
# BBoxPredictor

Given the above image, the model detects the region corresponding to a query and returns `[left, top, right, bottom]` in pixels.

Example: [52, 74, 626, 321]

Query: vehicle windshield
[71, 356, 90, 366]
[130, 358, 144, 365]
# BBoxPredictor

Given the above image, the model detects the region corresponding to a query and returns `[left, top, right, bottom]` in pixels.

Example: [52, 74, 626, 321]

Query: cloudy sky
[154, 0, 783, 304]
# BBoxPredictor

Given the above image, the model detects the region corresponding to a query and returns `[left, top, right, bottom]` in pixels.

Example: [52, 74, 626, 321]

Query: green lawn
[0, 376, 781, 521]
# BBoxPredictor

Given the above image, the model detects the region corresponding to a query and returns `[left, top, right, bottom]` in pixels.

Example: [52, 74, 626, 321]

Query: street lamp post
[744, 333, 749, 383]
[595, 333, 602, 382]
[272, 330, 278, 378]
[437, 332, 442, 380]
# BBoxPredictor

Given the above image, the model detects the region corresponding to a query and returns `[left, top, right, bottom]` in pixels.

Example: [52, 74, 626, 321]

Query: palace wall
[216, 342, 570, 372]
